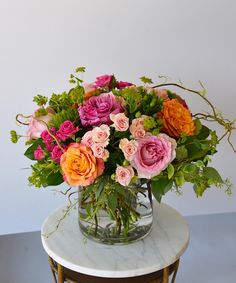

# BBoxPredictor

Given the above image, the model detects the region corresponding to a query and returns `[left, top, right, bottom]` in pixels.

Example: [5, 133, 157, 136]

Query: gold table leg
[48, 257, 58, 283]
[163, 265, 170, 283]
[58, 263, 64, 283]
[171, 259, 180, 283]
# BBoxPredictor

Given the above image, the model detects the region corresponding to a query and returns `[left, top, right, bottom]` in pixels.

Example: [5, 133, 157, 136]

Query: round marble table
[41, 202, 189, 283]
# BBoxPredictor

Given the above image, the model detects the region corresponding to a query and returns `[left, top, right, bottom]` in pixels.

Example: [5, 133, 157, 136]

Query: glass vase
[78, 182, 153, 245]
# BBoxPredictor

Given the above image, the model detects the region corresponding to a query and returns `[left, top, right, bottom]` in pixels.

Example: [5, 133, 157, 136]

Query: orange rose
[60, 143, 104, 186]
[159, 99, 196, 137]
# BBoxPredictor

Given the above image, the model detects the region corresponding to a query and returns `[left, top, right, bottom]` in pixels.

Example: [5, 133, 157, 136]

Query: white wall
[0, 0, 236, 235]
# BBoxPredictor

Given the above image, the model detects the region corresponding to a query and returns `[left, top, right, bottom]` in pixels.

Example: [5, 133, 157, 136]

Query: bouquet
[11, 67, 235, 242]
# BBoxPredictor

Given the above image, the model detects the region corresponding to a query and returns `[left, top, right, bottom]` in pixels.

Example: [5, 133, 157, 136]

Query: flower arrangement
[11, 67, 235, 242]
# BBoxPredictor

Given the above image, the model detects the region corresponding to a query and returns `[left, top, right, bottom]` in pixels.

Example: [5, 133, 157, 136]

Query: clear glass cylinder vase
[78, 183, 153, 245]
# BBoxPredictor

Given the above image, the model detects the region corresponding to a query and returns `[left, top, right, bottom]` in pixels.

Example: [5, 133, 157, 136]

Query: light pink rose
[119, 138, 138, 161]
[151, 88, 168, 99]
[131, 134, 176, 179]
[110, 113, 129, 132]
[81, 131, 94, 148]
[129, 117, 147, 139]
[115, 166, 134, 186]
[34, 145, 44, 160]
[91, 144, 109, 161]
[27, 108, 55, 140]
[91, 124, 110, 147]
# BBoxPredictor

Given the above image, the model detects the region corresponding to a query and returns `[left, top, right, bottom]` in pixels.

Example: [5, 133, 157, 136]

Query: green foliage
[28, 161, 63, 187]
[33, 95, 48, 106]
[10, 130, 19, 143]
[24, 139, 45, 160]
[202, 167, 223, 183]
[167, 164, 175, 179]
[140, 76, 153, 84]
[75, 66, 86, 73]
[35, 108, 48, 117]
[49, 108, 79, 129]
[48, 86, 84, 113]
[176, 146, 188, 161]
[68, 85, 84, 105]
[143, 116, 157, 130]
[151, 178, 173, 202]
[49, 92, 72, 112]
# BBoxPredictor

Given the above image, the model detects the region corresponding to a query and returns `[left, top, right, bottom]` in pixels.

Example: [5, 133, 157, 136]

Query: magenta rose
[78, 92, 124, 127]
[56, 120, 79, 141]
[116, 81, 134, 89]
[94, 75, 114, 89]
[41, 127, 57, 151]
[51, 145, 65, 163]
[34, 145, 44, 160]
[130, 134, 177, 179]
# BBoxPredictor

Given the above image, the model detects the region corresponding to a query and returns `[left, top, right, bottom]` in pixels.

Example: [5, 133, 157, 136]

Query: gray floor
[0, 213, 236, 283]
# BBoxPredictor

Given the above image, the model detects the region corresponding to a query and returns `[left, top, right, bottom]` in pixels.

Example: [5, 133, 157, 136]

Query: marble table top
[41, 202, 189, 278]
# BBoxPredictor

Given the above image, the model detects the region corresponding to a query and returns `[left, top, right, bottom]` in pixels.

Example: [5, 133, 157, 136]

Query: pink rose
[56, 120, 79, 141]
[129, 117, 146, 139]
[116, 81, 134, 89]
[78, 92, 124, 127]
[27, 108, 55, 140]
[131, 134, 176, 179]
[51, 145, 65, 163]
[92, 124, 110, 147]
[41, 127, 56, 143]
[94, 75, 114, 89]
[81, 131, 94, 148]
[34, 145, 44, 160]
[152, 88, 168, 99]
[91, 144, 109, 161]
[110, 113, 129, 132]
[115, 166, 134, 186]
[41, 127, 57, 151]
[119, 138, 138, 161]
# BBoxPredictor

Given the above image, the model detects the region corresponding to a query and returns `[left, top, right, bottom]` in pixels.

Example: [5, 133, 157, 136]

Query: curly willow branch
[41, 188, 78, 238]
[16, 114, 31, 126]
[153, 82, 236, 153]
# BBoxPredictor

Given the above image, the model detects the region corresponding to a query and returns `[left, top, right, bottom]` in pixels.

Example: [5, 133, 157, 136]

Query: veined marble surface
[41, 202, 189, 278]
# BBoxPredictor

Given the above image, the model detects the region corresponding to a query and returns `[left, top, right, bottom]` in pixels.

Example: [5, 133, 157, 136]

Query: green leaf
[95, 177, 106, 199]
[197, 125, 210, 140]
[75, 66, 86, 73]
[33, 95, 48, 106]
[45, 172, 64, 187]
[175, 172, 185, 186]
[127, 96, 137, 113]
[176, 146, 188, 161]
[183, 164, 198, 174]
[140, 76, 153, 84]
[167, 164, 175, 179]
[24, 139, 44, 160]
[194, 119, 202, 135]
[193, 183, 208, 197]
[202, 167, 223, 183]
[107, 194, 117, 210]
[68, 86, 84, 104]
[151, 178, 173, 203]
